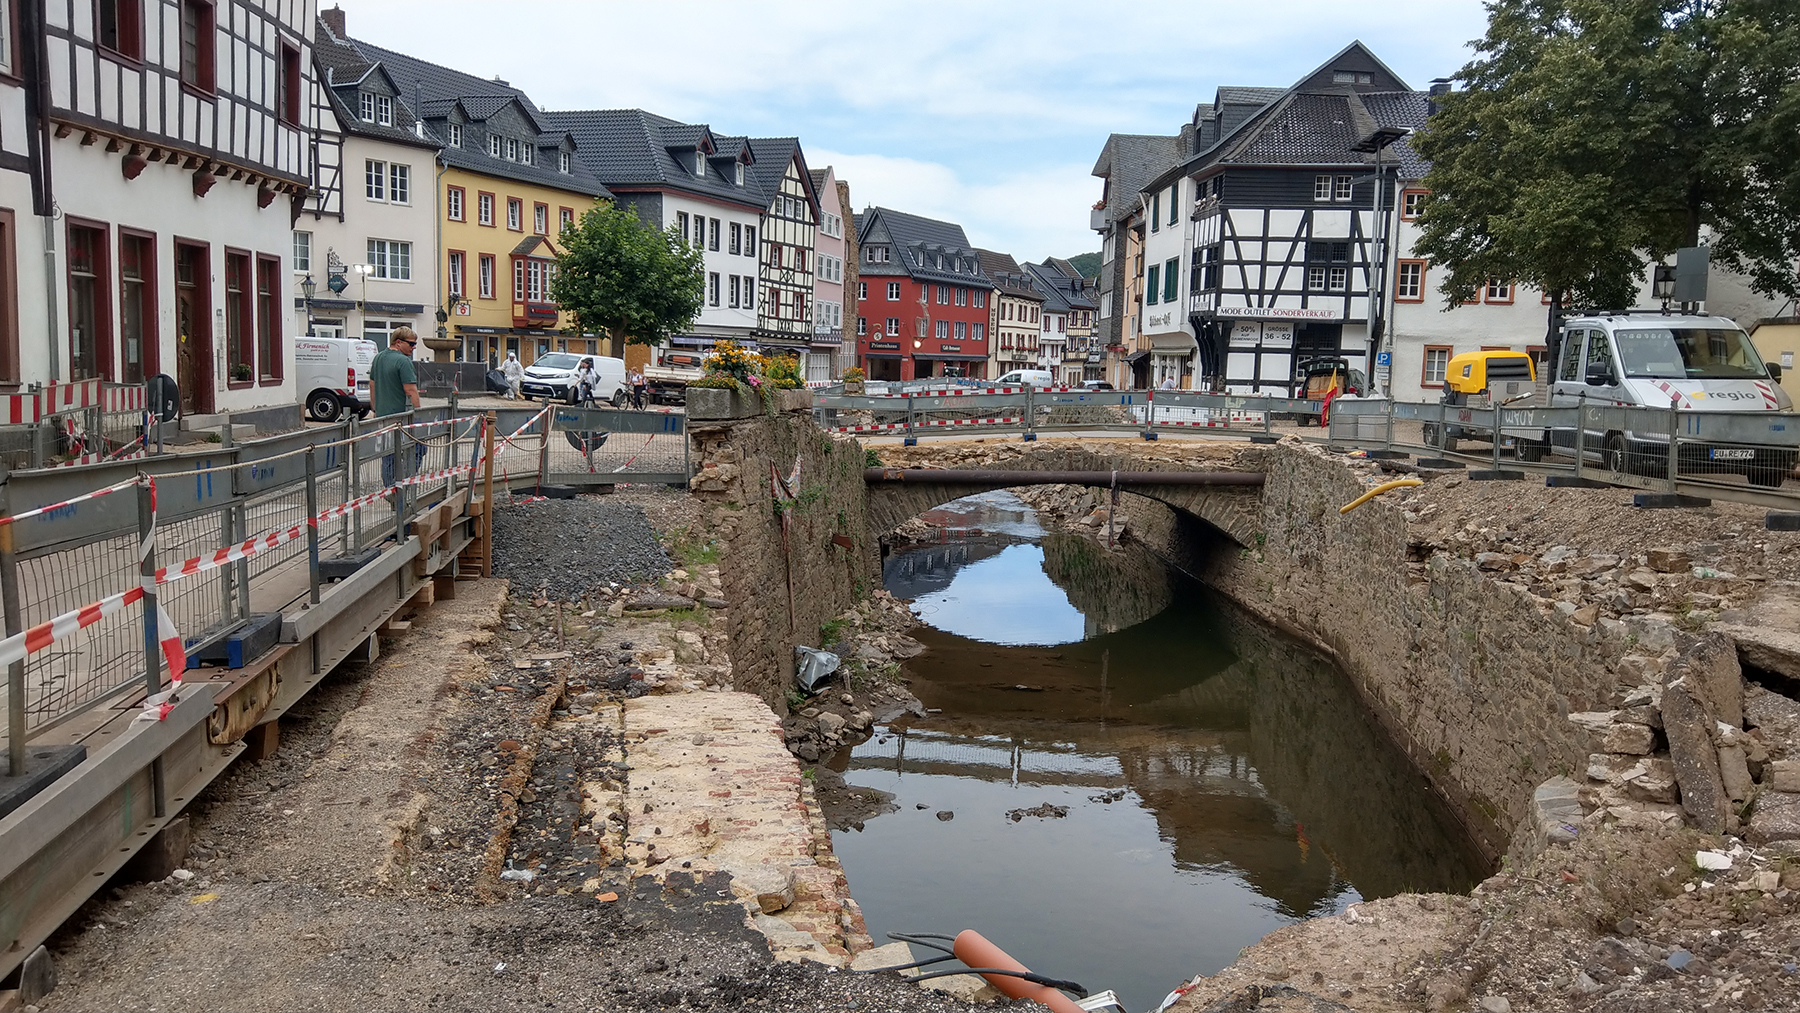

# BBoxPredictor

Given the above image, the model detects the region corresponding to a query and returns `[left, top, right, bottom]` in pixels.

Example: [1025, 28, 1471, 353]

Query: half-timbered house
[1, 0, 319, 420]
[1150, 43, 1420, 395]
[301, 9, 440, 356]
[853, 207, 993, 381]
[353, 31, 610, 368]
[545, 108, 762, 364]
[1027, 260, 1098, 385]
[744, 138, 817, 366]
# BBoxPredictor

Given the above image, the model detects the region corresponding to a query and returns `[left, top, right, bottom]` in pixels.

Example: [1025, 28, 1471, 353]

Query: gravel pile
[492, 497, 673, 601]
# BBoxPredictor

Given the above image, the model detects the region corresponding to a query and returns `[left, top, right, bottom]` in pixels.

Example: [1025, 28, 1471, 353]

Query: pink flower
[748, 375, 762, 386]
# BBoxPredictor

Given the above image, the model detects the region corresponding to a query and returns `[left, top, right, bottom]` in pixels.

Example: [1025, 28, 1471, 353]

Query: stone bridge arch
[864, 442, 1266, 547]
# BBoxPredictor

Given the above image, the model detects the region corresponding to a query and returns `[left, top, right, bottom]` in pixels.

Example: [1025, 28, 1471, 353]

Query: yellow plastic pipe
[1339, 477, 1423, 514]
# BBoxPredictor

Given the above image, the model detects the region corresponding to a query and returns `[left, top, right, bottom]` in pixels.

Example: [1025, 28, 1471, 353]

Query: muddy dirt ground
[35, 490, 1009, 1013]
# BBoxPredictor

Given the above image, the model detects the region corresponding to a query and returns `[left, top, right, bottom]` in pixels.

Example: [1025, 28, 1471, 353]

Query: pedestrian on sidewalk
[372, 327, 424, 485]
[501, 351, 524, 400]
[572, 357, 602, 407]
[630, 368, 648, 409]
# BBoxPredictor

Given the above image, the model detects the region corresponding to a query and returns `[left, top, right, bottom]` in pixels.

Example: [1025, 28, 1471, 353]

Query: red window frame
[559, 206, 574, 231]
[117, 227, 158, 385]
[506, 198, 523, 232]
[0, 208, 17, 382]
[447, 249, 466, 299]
[477, 254, 496, 300]
[222, 248, 253, 386]
[1421, 345, 1453, 389]
[477, 191, 494, 227]
[1484, 279, 1515, 305]
[446, 185, 465, 222]
[95, 0, 144, 63]
[255, 253, 282, 383]
[179, 0, 216, 95]
[65, 217, 114, 381]
[0, 0, 21, 83]
[277, 42, 300, 124]
[533, 202, 548, 235]
[1399, 188, 1428, 221]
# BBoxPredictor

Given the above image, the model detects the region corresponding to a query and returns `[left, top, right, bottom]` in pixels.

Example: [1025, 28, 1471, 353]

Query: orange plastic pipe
[951, 929, 1086, 1013]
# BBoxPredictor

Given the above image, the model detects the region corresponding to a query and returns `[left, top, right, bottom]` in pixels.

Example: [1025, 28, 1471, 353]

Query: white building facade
[809, 165, 848, 383]
[1139, 175, 1197, 388]
[1, 0, 318, 418]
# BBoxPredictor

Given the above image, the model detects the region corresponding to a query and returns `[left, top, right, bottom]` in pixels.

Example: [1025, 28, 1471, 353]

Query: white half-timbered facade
[0, 0, 317, 417]
[749, 139, 818, 357]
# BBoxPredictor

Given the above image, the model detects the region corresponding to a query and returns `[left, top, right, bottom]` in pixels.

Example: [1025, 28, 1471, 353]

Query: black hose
[850, 954, 957, 974]
[886, 931, 957, 954]
[906, 967, 1089, 997]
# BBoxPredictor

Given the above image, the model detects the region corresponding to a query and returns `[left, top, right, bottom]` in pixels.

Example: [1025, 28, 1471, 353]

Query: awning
[914, 353, 989, 362]
[1148, 333, 1196, 351]
[1122, 350, 1151, 364]
[862, 353, 903, 359]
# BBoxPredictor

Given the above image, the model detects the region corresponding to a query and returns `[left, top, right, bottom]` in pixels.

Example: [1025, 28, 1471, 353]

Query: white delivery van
[1542, 313, 1796, 486]
[295, 337, 378, 422]
[995, 369, 1056, 388]
[519, 353, 630, 406]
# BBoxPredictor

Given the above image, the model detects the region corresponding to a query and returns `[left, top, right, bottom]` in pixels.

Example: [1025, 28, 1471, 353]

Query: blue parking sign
[1375, 351, 1392, 367]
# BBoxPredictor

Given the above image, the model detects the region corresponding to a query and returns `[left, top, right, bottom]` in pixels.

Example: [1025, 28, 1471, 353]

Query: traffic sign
[1375, 351, 1392, 367]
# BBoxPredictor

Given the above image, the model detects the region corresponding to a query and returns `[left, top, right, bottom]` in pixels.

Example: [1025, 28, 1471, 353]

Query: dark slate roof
[341, 35, 610, 197]
[1148, 42, 1430, 192]
[808, 168, 829, 195]
[312, 21, 437, 150]
[1028, 261, 1097, 311]
[976, 249, 1044, 301]
[1091, 133, 1183, 226]
[1216, 86, 1287, 106]
[857, 208, 993, 287]
[743, 137, 815, 213]
[540, 109, 763, 211]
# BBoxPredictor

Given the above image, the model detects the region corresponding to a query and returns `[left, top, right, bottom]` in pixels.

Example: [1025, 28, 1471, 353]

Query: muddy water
[831, 492, 1485, 1012]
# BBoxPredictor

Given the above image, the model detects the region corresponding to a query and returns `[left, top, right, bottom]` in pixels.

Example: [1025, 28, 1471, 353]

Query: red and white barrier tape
[0, 476, 139, 526]
[829, 417, 1024, 433]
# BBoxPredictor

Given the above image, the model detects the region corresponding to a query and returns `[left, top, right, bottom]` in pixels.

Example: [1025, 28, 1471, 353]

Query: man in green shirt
[371, 327, 421, 418]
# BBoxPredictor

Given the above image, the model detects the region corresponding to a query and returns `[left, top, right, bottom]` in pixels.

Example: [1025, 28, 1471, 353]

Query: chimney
[1428, 78, 1451, 116]
[320, 4, 345, 39]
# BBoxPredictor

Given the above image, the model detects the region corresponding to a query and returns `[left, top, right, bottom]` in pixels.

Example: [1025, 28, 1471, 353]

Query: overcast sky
[339, 1, 1493, 263]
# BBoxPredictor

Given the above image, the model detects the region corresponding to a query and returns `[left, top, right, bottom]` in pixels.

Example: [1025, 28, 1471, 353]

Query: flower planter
[843, 381, 865, 395]
[685, 386, 763, 420]
[777, 388, 811, 413]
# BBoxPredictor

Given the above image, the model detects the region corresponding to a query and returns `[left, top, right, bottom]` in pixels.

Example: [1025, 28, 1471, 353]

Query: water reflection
[839, 492, 1484, 1012]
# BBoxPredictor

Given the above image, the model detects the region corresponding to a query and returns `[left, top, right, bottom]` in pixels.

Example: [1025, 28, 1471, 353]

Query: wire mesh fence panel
[14, 533, 145, 733]
[546, 408, 688, 482]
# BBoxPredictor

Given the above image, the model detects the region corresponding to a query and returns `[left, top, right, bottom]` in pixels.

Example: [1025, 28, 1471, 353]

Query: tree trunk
[1686, 178, 1703, 248]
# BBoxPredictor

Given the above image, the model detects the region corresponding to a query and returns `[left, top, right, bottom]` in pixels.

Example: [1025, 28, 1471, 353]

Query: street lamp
[1352, 125, 1412, 396]
[1652, 264, 1677, 307]
[300, 273, 316, 336]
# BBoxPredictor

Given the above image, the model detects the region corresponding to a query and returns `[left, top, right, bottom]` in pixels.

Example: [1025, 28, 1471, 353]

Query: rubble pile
[778, 591, 927, 762]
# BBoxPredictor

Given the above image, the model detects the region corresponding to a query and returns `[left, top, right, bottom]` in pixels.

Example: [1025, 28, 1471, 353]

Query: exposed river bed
[827, 492, 1487, 1011]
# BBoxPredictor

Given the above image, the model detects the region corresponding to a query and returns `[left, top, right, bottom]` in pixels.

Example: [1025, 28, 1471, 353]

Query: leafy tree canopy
[1064, 252, 1102, 279]
[1413, 0, 1800, 312]
[552, 203, 705, 346]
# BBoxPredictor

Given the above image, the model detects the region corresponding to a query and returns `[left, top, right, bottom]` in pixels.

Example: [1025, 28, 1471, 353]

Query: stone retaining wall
[688, 409, 881, 710]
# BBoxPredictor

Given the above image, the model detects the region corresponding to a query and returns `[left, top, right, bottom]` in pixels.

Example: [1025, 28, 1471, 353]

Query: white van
[295, 337, 378, 422]
[995, 369, 1056, 389]
[519, 352, 630, 405]
[1542, 313, 1796, 486]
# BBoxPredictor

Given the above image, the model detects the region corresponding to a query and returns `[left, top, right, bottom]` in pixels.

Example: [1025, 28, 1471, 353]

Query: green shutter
[1164, 258, 1179, 302]
[1146, 265, 1159, 304]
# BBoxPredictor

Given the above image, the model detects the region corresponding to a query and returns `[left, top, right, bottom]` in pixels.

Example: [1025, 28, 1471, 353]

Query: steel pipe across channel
[862, 468, 1265, 487]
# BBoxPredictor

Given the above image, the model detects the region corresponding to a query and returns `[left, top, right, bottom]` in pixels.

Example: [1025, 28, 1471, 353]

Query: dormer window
[377, 95, 393, 126]
[864, 245, 889, 264]
[359, 92, 375, 122]
[505, 138, 518, 162]
[488, 134, 501, 158]
[559, 151, 571, 174]
[734, 162, 744, 185]
[448, 123, 462, 148]
[520, 144, 532, 166]
[694, 151, 706, 175]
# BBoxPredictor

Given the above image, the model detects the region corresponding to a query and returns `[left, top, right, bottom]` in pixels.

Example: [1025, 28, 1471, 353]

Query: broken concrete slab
[1669, 632, 1744, 729]
[728, 862, 797, 915]
[1663, 678, 1728, 833]
[1719, 746, 1753, 802]
[1747, 791, 1800, 845]
[1529, 776, 1584, 850]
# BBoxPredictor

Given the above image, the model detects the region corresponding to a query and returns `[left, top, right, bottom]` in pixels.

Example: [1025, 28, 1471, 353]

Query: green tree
[1412, 0, 1800, 316]
[1064, 252, 1102, 279]
[552, 203, 705, 348]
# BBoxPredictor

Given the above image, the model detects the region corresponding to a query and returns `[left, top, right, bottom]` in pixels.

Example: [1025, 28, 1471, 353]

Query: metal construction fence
[813, 386, 1800, 506]
[0, 402, 689, 762]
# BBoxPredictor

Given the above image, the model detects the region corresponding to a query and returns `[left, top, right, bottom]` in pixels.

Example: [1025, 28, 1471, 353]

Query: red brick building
[851, 208, 993, 381]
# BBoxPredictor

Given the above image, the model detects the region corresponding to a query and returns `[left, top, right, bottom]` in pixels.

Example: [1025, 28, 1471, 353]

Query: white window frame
[1396, 261, 1423, 300]
[887, 282, 901, 301]
[478, 193, 494, 226]
[1313, 175, 1333, 202]
[478, 255, 495, 299]
[744, 226, 756, 256]
[447, 123, 462, 148]
[507, 199, 522, 231]
[1328, 266, 1348, 292]
[366, 239, 412, 281]
[488, 135, 502, 158]
[520, 145, 533, 166]
[0, 0, 12, 76]
[856, 317, 867, 336]
[935, 320, 949, 339]
[376, 95, 393, 126]
[292, 231, 311, 272]
[559, 151, 571, 174]
[886, 317, 899, 336]
[359, 91, 375, 122]
[388, 163, 409, 205]
[742, 276, 754, 311]
[446, 187, 463, 221]
[1334, 175, 1353, 202]
[364, 159, 386, 201]
[447, 251, 464, 297]
[1307, 266, 1326, 291]
[534, 204, 547, 235]
[1423, 347, 1451, 386]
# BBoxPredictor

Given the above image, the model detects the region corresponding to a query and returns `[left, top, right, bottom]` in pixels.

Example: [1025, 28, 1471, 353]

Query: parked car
[1537, 313, 1796, 486]
[1080, 380, 1115, 391]
[519, 353, 629, 406]
[1421, 350, 1538, 452]
[295, 337, 377, 422]
[995, 369, 1056, 388]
